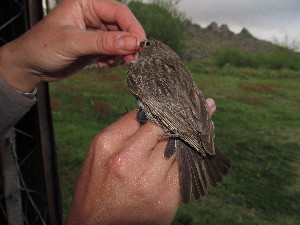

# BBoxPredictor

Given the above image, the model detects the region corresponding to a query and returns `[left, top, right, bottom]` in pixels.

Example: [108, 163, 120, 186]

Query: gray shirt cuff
[0, 75, 37, 136]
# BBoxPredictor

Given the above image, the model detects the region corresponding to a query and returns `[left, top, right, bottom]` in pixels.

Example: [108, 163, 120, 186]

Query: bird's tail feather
[176, 140, 231, 203]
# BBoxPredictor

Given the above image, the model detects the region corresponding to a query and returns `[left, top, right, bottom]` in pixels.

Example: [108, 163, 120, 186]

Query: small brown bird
[127, 39, 230, 203]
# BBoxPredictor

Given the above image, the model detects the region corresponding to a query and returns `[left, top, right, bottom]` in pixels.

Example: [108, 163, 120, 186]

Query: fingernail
[117, 35, 138, 51]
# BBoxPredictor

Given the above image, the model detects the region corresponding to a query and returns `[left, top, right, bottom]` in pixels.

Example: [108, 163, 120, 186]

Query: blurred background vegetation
[50, 1, 300, 224]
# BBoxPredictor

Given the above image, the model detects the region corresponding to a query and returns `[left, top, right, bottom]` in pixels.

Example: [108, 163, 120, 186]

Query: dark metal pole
[0, 129, 23, 225]
[27, 0, 63, 224]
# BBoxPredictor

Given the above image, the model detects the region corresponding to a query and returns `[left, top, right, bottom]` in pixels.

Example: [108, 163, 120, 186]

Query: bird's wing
[175, 65, 216, 155]
[143, 94, 207, 155]
[141, 62, 216, 155]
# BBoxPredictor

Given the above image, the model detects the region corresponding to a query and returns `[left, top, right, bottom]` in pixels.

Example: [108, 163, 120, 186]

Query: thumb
[69, 29, 140, 56]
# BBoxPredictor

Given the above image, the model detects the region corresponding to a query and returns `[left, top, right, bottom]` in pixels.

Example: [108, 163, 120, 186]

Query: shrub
[214, 48, 260, 68]
[214, 47, 300, 71]
[262, 47, 300, 71]
[127, 0, 186, 56]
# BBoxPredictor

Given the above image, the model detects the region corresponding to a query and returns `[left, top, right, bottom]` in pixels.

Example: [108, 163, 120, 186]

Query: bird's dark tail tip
[176, 141, 231, 203]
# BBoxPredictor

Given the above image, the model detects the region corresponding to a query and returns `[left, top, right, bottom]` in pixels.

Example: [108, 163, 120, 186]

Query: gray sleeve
[0, 75, 37, 136]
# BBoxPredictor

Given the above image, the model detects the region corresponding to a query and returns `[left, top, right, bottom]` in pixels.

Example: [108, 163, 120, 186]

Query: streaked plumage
[127, 39, 230, 202]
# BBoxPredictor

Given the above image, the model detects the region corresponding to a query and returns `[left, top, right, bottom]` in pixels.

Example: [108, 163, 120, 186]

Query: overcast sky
[175, 0, 300, 49]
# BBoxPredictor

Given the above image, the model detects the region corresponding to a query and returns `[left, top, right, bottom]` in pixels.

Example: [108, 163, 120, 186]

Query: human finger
[206, 98, 216, 116]
[99, 122, 165, 182]
[103, 22, 121, 31]
[96, 55, 122, 68]
[101, 108, 140, 140]
[65, 28, 139, 56]
[120, 121, 165, 159]
[92, 0, 146, 40]
[124, 55, 135, 62]
[88, 108, 140, 162]
[146, 139, 177, 179]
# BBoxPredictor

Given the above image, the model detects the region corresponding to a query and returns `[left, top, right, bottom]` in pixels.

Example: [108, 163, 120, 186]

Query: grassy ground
[50, 62, 300, 224]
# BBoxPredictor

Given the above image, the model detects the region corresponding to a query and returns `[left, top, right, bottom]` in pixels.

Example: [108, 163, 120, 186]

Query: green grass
[50, 63, 300, 224]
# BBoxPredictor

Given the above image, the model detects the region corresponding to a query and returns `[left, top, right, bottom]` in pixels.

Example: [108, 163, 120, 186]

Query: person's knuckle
[107, 150, 132, 179]
[115, 2, 130, 14]
[96, 35, 105, 52]
[134, 175, 163, 200]
[96, 34, 114, 54]
[93, 130, 114, 156]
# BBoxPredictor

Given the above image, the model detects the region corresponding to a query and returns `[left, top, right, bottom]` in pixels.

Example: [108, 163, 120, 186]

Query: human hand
[0, 0, 145, 92]
[66, 99, 216, 225]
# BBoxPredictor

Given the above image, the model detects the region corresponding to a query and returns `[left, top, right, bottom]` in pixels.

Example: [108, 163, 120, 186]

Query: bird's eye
[145, 41, 151, 47]
[140, 41, 151, 49]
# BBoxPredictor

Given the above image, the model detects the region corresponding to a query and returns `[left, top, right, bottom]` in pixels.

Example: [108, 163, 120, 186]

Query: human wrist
[0, 42, 40, 93]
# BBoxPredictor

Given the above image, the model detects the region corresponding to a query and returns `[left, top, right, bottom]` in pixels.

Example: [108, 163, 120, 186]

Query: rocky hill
[182, 20, 275, 59]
